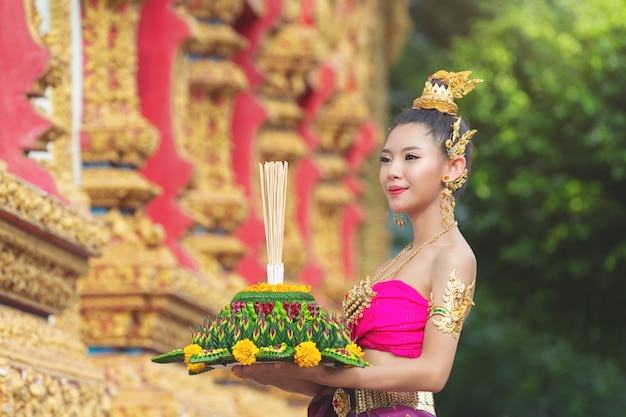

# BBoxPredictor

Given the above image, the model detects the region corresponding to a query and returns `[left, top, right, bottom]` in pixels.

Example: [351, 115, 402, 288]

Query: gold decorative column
[77, 1, 220, 415]
[312, 92, 367, 301]
[308, 1, 375, 302]
[0, 170, 110, 416]
[174, 0, 250, 294]
[255, 2, 324, 277]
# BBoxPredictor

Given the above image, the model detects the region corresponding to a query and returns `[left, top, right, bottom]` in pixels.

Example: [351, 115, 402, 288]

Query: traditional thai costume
[308, 280, 437, 417]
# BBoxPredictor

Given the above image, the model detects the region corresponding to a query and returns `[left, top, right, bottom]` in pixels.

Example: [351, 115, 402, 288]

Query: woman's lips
[388, 186, 406, 196]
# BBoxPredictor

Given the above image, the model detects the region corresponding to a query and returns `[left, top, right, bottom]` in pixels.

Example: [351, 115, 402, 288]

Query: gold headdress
[412, 70, 483, 227]
[412, 70, 483, 116]
[412, 70, 483, 163]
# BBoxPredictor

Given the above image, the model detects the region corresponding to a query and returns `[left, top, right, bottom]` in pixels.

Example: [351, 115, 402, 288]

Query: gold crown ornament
[413, 70, 483, 164]
[412, 70, 483, 116]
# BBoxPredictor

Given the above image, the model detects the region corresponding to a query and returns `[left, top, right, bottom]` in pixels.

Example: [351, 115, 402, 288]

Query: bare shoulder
[431, 236, 477, 289]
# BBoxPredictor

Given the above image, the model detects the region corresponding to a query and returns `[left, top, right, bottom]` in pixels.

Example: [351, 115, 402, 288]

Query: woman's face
[379, 123, 447, 216]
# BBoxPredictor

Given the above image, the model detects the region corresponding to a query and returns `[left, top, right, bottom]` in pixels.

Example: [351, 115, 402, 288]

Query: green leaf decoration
[188, 366, 213, 376]
[321, 348, 368, 368]
[256, 343, 295, 361]
[189, 348, 235, 366]
[151, 348, 184, 364]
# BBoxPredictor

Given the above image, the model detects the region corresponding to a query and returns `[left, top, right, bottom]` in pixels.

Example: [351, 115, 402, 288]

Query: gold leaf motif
[428, 269, 475, 339]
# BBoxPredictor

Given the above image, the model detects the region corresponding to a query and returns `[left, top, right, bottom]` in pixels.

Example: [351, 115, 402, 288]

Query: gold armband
[428, 269, 475, 339]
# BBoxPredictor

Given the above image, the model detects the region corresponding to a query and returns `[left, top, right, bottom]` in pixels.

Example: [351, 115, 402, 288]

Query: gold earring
[441, 177, 456, 227]
[393, 212, 406, 228]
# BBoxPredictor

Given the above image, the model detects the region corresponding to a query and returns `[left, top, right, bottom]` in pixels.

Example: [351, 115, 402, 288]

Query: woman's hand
[232, 362, 324, 396]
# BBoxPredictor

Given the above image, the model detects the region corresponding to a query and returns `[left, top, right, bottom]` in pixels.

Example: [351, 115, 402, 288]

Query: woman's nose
[387, 160, 402, 179]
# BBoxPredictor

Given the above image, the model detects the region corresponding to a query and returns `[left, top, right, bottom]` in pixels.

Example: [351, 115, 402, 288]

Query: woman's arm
[232, 363, 325, 396]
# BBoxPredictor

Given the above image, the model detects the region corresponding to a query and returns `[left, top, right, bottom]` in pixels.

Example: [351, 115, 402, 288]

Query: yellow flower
[242, 283, 312, 293]
[294, 341, 321, 368]
[346, 343, 365, 359]
[232, 339, 260, 366]
[183, 344, 206, 373]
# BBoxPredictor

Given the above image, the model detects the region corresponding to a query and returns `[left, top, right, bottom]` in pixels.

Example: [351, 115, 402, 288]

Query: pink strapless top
[350, 280, 429, 358]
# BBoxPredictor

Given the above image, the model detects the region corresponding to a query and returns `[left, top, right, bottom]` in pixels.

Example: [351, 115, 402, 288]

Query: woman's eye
[380, 156, 391, 163]
[406, 154, 419, 160]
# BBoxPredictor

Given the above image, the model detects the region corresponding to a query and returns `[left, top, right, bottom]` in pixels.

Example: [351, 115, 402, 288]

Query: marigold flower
[242, 283, 312, 293]
[294, 341, 322, 368]
[183, 344, 206, 373]
[346, 343, 365, 359]
[232, 338, 260, 366]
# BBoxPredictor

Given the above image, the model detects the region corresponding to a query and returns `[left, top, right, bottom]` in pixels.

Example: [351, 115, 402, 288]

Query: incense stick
[259, 161, 288, 284]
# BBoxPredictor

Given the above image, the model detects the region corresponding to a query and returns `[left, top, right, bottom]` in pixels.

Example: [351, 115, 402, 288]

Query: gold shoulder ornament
[427, 269, 475, 339]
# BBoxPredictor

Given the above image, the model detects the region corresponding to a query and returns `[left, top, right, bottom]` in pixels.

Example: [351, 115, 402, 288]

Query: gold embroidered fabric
[427, 269, 475, 339]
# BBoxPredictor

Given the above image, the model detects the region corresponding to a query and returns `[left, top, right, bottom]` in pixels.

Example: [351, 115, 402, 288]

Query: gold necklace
[342, 222, 458, 327]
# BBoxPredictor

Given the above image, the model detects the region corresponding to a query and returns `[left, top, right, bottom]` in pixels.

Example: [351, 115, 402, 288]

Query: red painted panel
[0, 2, 58, 195]
[137, 0, 196, 269]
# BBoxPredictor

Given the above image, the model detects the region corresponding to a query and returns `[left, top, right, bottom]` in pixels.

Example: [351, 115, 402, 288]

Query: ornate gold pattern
[316, 91, 368, 153]
[353, 389, 435, 416]
[255, 10, 324, 276]
[182, 233, 248, 272]
[332, 388, 351, 417]
[257, 24, 324, 98]
[0, 169, 106, 254]
[93, 352, 308, 417]
[428, 269, 476, 340]
[24, 0, 93, 211]
[413, 70, 482, 116]
[308, 1, 380, 305]
[177, 0, 246, 22]
[81, 168, 162, 209]
[81, 0, 160, 167]
[184, 19, 249, 57]
[312, 91, 368, 301]
[174, 1, 250, 288]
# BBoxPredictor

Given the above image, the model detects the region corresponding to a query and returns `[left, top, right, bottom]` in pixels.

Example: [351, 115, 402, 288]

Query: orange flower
[183, 344, 206, 373]
[232, 339, 260, 366]
[346, 343, 365, 359]
[294, 341, 321, 368]
[242, 283, 312, 293]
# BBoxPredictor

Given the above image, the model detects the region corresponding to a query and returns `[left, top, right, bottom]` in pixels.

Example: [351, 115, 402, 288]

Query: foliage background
[389, 0, 626, 416]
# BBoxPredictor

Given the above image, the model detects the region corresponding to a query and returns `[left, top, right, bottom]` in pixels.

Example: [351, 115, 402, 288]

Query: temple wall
[0, 0, 410, 415]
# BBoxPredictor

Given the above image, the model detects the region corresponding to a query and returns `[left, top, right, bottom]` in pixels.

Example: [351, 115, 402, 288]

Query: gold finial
[412, 70, 483, 116]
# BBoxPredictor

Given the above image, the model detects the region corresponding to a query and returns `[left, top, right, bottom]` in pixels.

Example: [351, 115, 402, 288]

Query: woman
[233, 70, 482, 417]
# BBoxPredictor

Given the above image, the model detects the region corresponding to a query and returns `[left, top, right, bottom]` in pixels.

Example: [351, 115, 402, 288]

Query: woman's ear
[444, 156, 467, 182]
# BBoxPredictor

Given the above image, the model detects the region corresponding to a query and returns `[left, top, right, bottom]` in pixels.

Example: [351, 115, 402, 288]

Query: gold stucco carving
[0, 170, 106, 254]
[177, 0, 246, 22]
[92, 352, 308, 417]
[316, 91, 368, 153]
[0, 305, 111, 416]
[184, 19, 249, 57]
[174, 2, 251, 286]
[81, 168, 162, 210]
[23, 0, 93, 211]
[257, 24, 325, 98]
[308, 1, 381, 304]
[188, 60, 248, 93]
[254, 12, 325, 276]
[81, 0, 160, 168]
